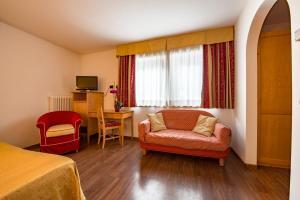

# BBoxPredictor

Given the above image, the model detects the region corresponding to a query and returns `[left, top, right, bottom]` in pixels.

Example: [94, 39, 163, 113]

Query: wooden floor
[66, 137, 290, 200]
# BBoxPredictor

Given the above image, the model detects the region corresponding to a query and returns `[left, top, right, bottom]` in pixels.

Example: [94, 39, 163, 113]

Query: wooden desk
[104, 110, 134, 145]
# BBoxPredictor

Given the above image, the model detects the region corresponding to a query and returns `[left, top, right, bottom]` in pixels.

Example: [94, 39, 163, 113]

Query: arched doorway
[257, 0, 292, 168]
[244, 0, 292, 167]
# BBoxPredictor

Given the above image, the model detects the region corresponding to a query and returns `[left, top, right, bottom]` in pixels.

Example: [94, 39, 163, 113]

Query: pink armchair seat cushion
[145, 129, 229, 151]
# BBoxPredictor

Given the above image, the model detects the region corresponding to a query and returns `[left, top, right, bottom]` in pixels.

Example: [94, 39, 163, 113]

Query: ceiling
[0, 0, 248, 54]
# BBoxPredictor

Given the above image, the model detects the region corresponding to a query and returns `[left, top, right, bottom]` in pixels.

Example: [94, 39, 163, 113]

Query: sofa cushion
[192, 115, 217, 136]
[46, 124, 74, 138]
[144, 129, 229, 151]
[148, 113, 167, 132]
[159, 110, 214, 130]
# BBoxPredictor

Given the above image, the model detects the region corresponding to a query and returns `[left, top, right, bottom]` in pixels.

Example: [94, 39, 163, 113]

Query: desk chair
[97, 107, 122, 149]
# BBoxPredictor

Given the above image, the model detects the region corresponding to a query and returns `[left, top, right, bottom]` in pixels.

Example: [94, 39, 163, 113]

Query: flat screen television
[76, 76, 98, 90]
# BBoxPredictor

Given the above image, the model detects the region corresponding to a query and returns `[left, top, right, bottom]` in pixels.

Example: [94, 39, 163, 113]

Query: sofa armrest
[213, 123, 231, 144]
[138, 119, 150, 142]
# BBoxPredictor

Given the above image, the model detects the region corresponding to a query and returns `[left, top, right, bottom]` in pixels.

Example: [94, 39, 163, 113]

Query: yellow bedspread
[0, 142, 85, 200]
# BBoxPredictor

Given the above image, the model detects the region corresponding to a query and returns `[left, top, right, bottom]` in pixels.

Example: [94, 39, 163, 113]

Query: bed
[0, 142, 85, 200]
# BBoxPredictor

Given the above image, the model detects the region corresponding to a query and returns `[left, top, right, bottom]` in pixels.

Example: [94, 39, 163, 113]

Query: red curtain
[202, 41, 234, 108]
[118, 55, 136, 107]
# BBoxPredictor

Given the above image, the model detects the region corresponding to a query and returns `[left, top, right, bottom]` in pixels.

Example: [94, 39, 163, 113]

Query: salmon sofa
[138, 110, 231, 166]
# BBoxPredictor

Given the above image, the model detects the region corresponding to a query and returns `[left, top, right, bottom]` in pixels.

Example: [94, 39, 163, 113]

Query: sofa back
[158, 109, 214, 131]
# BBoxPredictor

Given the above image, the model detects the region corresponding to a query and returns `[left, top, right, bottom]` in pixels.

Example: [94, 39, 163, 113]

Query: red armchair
[36, 111, 82, 154]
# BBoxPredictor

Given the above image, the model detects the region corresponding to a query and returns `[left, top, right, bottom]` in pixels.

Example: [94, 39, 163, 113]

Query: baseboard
[258, 157, 290, 169]
[231, 149, 290, 169]
[124, 136, 138, 140]
[24, 143, 39, 150]
[230, 148, 258, 169]
[24, 136, 138, 150]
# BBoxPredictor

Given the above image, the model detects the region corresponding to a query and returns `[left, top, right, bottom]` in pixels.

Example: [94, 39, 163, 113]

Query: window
[135, 52, 167, 107]
[135, 45, 203, 107]
[169, 46, 203, 106]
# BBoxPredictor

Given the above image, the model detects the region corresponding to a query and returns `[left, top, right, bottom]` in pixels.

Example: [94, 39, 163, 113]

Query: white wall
[234, 0, 300, 198]
[80, 49, 236, 138]
[80, 49, 118, 110]
[0, 22, 80, 147]
[234, 0, 277, 165]
[288, 0, 300, 199]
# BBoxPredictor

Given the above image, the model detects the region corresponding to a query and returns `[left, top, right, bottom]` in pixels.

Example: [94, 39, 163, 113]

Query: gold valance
[116, 38, 166, 56]
[167, 27, 234, 50]
[116, 26, 234, 56]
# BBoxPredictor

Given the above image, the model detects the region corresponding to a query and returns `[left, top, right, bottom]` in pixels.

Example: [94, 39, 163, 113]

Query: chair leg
[219, 158, 225, 167]
[118, 128, 122, 145]
[102, 130, 106, 149]
[97, 128, 101, 145]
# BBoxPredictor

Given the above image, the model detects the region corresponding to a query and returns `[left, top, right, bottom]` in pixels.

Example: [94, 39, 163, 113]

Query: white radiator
[48, 96, 72, 111]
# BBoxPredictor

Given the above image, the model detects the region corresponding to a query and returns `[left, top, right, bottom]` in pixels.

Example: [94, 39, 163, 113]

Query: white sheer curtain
[135, 52, 167, 106]
[168, 45, 203, 107]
